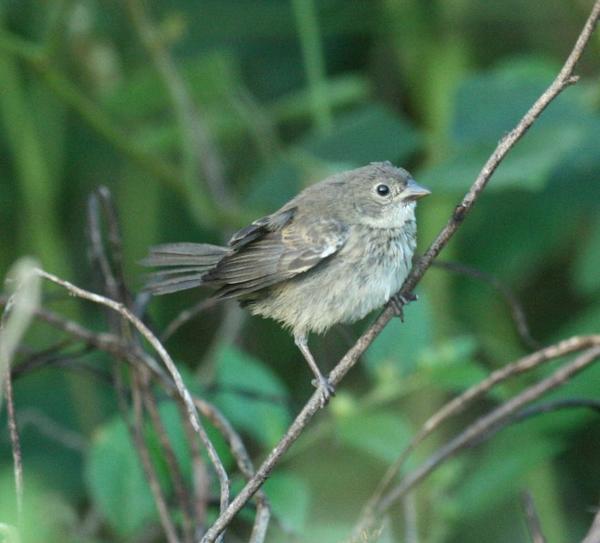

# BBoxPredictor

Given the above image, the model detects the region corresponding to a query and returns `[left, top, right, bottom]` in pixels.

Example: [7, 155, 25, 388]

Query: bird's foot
[311, 375, 336, 407]
[390, 292, 418, 322]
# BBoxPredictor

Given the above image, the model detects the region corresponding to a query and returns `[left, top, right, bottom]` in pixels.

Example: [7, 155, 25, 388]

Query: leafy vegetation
[1, 1, 599, 542]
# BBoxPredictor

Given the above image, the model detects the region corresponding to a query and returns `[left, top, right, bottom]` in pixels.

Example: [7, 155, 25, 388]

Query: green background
[1, 1, 599, 542]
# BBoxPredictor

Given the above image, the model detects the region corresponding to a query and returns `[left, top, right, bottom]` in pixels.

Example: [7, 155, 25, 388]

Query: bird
[142, 162, 430, 406]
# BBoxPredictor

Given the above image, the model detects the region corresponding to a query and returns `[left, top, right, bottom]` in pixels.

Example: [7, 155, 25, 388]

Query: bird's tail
[141, 242, 228, 295]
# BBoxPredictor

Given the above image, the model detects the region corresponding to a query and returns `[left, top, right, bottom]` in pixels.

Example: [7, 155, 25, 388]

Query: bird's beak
[403, 178, 431, 201]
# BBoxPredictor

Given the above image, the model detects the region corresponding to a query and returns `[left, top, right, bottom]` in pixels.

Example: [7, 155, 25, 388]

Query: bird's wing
[228, 206, 297, 249]
[206, 217, 349, 298]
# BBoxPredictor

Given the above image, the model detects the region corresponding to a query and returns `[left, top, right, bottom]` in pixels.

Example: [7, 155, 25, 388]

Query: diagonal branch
[199, 2, 600, 540]
[376, 346, 600, 514]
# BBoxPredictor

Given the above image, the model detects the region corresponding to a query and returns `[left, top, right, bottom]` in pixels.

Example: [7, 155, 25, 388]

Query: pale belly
[247, 224, 416, 335]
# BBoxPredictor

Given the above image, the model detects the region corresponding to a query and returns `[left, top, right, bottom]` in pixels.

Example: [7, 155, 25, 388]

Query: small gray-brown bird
[143, 162, 430, 405]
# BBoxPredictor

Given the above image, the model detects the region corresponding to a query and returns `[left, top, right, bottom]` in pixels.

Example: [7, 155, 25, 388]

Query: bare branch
[1, 290, 270, 539]
[377, 346, 600, 513]
[143, 386, 195, 543]
[33, 269, 231, 526]
[125, 0, 235, 222]
[582, 506, 600, 543]
[433, 260, 540, 350]
[4, 372, 23, 522]
[17, 409, 86, 452]
[521, 491, 546, 543]
[512, 397, 600, 423]
[130, 370, 181, 543]
[1, 259, 42, 524]
[200, 2, 600, 537]
[161, 298, 219, 342]
[351, 336, 600, 538]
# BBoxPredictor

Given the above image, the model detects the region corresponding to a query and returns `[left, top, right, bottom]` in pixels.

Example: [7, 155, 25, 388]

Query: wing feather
[205, 218, 349, 297]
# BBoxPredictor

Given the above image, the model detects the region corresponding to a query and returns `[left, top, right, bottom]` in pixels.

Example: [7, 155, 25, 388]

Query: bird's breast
[248, 223, 417, 335]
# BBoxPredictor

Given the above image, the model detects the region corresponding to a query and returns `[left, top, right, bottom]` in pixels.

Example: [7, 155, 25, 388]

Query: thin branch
[1, 259, 42, 524]
[95, 187, 130, 304]
[0, 294, 269, 539]
[433, 260, 540, 350]
[521, 491, 547, 543]
[33, 269, 231, 524]
[582, 506, 600, 543]
[17, 409, 86, 452]
[161, 298, 219, 342]
[402, 495, 418, 543]
[192, 396, 271, 541]
[179, 400, 210, 535]
[0, 30, 184, 192]
[200, 3, 600, 537]
[512, 397, 600, 423]
[125, 0, 234, 224]
[352, 335, 600, 538]
[131, 370, 181, 543]
[143, 389, 195, 543]
[377, 346, 600, 514]
[4, 374, 23, 522]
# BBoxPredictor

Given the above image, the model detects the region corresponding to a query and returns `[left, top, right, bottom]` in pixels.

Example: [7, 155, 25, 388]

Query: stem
[292, 0, 333, 133]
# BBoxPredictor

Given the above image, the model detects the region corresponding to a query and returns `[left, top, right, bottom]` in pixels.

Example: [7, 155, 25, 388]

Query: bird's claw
[390, 292, 418, 322]
[311, 376, 336, 407]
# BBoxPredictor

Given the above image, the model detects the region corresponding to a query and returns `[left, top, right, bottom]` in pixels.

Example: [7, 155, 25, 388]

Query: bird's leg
[390, 292, 418, 322]
[294, 334, 335, 407]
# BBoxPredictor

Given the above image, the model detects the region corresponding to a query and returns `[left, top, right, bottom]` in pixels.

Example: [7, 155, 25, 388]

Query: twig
[351, 335, 600, 538]
[192, 397, 271, 542]
[403, 495, 418, 543]
[143, 389, 195, 543]
[96, 187, 130, 303]
[33, 269, 231, 524]
[17, 409, 86, 452]
[0, 295, 269, 540]
[521, 491, 546, 543]
[179, 401, 210, 535]
[0, 29, 184, 193]
[161, 298, 219, 342]
[125, 0, 234, 224]
[582, 506, 600, 543]
[131, 370, 181, 543]
[433, 260, 540, 350]
[201, 4, 600, 536]
[4, 373, 23, 522]
[377, 346, 600, 514]
[512, 397, 600, 423]
[1, 259, 42, 524]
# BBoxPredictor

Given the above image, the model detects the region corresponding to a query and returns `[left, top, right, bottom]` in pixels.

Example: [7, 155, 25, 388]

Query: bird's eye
[376, 184, 390, 197]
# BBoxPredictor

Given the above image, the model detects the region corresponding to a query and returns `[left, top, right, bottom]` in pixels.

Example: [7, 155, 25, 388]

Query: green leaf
[415, 336, 488, 393]
[85, 417, 157, 536]
[213, 345, 291, 446]
[336, 410, 412, 463]
[421, 58, 591, 193]
[0, 470, 76, 543]
[264, 472, 311, 533]
[300, 103, 422, 166]
[270, 74, 370, 123]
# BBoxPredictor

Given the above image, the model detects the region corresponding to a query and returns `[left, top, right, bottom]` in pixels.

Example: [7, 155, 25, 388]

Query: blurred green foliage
[1, 1, 600, 542]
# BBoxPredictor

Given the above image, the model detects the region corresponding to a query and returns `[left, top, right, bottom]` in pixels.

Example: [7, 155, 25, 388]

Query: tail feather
[141, 243, 228, 267]
[141, 243, 227, 295]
